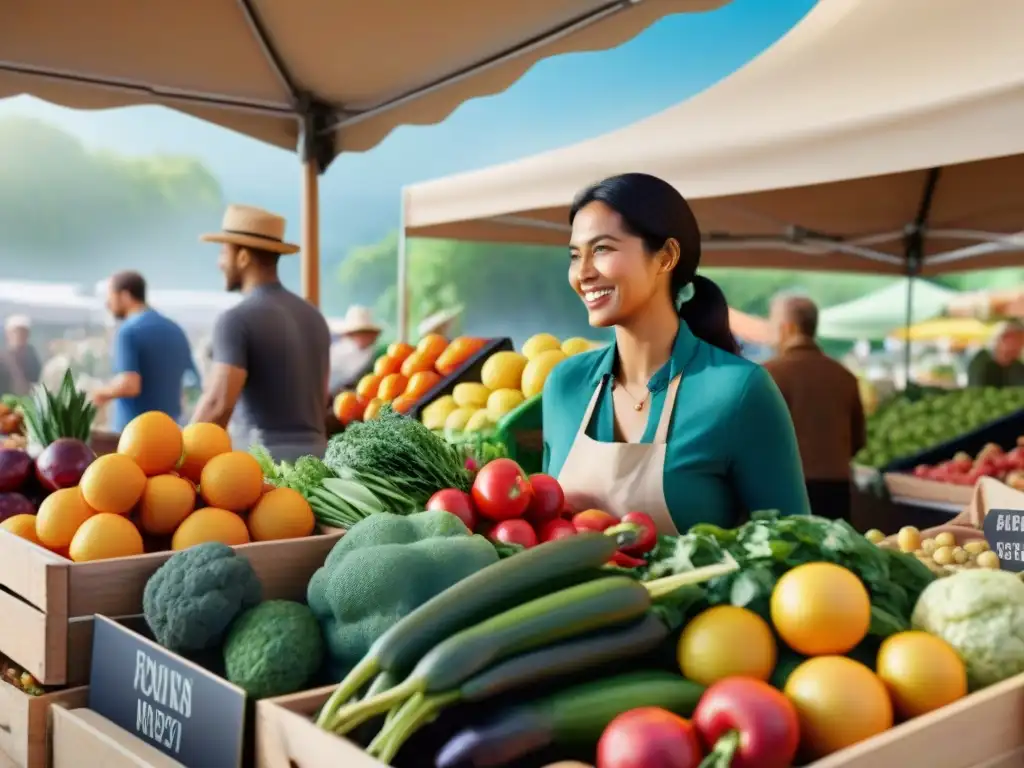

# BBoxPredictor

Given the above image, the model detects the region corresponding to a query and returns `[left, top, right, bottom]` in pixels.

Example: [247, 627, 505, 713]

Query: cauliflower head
[911, 569, 1024, 690]
[223, 600, 324, 699]
[143, 542, 263, 653]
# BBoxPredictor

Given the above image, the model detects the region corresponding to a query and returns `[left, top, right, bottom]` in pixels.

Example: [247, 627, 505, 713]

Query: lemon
[444, 406, 477, 432]
[481, 351, 528, 391]
[464, 409, 493, 433]
[521, 333, 561, 360]
[487, 388, 526, 421]
[561, 337, 593, 356]
[420, 395, 458, 429]
[677, 606, 776, 686]
[452, 382, 491, 409]
[521, 349, 567, 398]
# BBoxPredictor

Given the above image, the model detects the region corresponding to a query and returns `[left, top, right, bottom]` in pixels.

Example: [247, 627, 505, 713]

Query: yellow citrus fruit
[35, 488, 96, 549]
[199, 451, 264, 511]
[464, 409, 492, 433]
[1, 513, 43, 546]
[138, 474, 198, 536]
[876, 631, 967, 719]
[487, 388, 526, 422]
[677, 605, 777, 686]
[561, 337, 594, 356]
[68, 513, 144, 562]
[79, 453, 147, 516]
[247, 488, 315, 542]
[521, 349, 567, 398]
[784, 656, 893, 760]
[117, 411, 184, 476]
[480, 351, 528, 391]
[451, 383, 491, 409]
[179, 422, 233, 483]
[172, 507, 250, 550]
[521, 333, 561, 360]
[770, 562, 871, 655]
[444, 406, 477, 432]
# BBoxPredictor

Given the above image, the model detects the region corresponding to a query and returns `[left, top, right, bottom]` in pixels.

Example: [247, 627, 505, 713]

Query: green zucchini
[328, 576, 649, 735]
[318, 532, 618, 726]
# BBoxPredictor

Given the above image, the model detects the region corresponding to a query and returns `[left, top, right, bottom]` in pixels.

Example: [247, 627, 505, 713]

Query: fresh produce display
[855, 386, 1024, 468]
[866, 525, 1001, 576]
[904, 439, 1024, 489]
[0, 395, 26, 449]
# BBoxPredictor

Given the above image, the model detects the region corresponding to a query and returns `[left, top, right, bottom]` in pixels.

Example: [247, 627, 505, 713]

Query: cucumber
[318, 532, 618, 725]
[435, 671, 705, 768]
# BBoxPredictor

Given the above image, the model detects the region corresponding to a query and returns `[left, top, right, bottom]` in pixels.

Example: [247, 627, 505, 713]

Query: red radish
[619, 511, 658, 555]
[573, 508, 618, 533]
[489, 519, 538, 549]
[597, 708, 703, 768]
[426, 488, 477, 531]
[538, 518, 577, 542]
[524, 473, 564, 525]
[471, 458, 532, 521]
[35, 438, 95, 492]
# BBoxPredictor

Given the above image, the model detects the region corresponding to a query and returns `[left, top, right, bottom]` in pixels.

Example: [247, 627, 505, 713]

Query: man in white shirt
[328, 306, 384, 395]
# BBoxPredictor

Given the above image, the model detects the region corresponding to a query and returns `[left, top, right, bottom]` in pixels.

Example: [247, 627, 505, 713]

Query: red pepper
[619, 512, 658, 555]
[692, 678, 800, 768]
[609, 551, 647, 569]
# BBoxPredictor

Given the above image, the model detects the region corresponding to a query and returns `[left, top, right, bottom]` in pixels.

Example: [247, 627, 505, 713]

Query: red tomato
[425, 489, 477, 531]
[610, 551, 646, 569]
[489, 519, 538, 549]
[525, 473, 565, 525]
[573, 508, 618, 533]
[598, 707, 703, 768]
[619, 511, 658, 555]
[692, 678, 799, 768]
[538, 518, 577, 542]
[471, 458, 532, 521]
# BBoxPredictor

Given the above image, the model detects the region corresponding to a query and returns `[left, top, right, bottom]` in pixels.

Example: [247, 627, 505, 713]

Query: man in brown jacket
[764, 293, 866, 522]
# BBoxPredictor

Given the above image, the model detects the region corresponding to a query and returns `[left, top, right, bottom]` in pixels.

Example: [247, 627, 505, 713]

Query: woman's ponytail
[677, 275, 741, 355]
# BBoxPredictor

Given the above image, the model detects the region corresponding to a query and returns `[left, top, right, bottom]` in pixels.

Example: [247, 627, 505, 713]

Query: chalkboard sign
[983, 508, 1024, 573]
[89, 615, 246, 767]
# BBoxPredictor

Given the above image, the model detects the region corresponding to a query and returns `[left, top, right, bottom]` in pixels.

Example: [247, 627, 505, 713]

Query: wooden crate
[0, 530, 342, 686]
[0, 684, 87, 768]
[50, 706, 184, 768]
[883, 472, 975, 508]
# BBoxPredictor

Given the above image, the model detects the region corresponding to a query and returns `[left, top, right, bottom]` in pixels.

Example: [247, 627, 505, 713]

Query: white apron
[557, 375, 682, 536]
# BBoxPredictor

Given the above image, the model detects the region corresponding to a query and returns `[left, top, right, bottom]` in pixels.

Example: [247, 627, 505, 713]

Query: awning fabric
[403, 0, 1024, 275]
[817, 278, 958, 341]
[889, 317, 996, 346]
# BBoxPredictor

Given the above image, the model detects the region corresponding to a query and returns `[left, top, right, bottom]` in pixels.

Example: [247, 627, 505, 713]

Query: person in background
[764, 292, 865, 522]
[4, 315, 42, 386]
[91, 271, 197, 431]
[967, 320, 1024, 387]
[417, 305, 463, 340]
[193, 204, 331, 462]
[328, 306, 385, 395]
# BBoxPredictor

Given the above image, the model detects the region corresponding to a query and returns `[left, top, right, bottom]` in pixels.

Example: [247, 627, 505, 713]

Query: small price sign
[982, 508, 1024, 572]
[88, 615, 246, 767]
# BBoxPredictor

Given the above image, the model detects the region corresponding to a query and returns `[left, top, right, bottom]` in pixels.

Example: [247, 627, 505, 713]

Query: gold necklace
[615, 381, 650, 412]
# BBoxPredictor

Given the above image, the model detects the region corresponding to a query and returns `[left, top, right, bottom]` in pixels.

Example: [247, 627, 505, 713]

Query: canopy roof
[403, 0, 1024, 275]
[1, 0, 724, 164]
[889, 317, 996, 347]
[817, 278, 957, 341]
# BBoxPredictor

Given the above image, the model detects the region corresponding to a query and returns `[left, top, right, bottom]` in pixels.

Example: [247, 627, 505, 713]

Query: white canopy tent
[398, 0, 1024, 338]
[817, 278, 958, 342]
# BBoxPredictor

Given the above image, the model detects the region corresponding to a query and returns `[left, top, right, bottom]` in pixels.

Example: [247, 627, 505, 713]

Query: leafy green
[645, 511, 936, 638]
[20, 369, 96, 446]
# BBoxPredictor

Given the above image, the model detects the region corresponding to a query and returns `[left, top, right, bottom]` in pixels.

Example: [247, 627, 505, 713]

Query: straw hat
[329, 306, 382, 336]
[4, 315, 30, 331]
[418, 305, 464, 337]
[200, 204, 299, 255]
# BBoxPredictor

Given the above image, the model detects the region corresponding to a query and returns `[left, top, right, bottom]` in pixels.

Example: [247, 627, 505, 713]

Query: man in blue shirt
[92, 271, 198, 432]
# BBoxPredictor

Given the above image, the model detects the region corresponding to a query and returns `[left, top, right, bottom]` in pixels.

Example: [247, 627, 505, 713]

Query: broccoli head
[307, 511, 498, 679]
[223, 600, 324, 699]
[143, 542, 263, 653]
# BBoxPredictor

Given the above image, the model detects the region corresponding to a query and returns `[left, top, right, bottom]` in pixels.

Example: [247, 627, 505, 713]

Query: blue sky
[0, 0, 815, 257]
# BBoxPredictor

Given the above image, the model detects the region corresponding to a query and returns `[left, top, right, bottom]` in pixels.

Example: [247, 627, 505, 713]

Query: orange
[172, 507, 250, 550]
[406, 370, 442, 399]
[391, 394, 416, 414]
[200, 451, 264, 511]
[247, 487, 315, 541]
[138, 474, 198, 536]
[356, 373, 383, 400]
[400, 351, 437, 378]
[179, 422, 233, 483]
[80, 453, 147, 516]
[332, 391, 366, 426]
[387, 342, 416, 364]
[417, 333, 449, 360]
[69, 513, 144, 562]
[35, 488, 96, 549]
[117, 411, 184, 476]
[876, 631, 967, 719]
[677, 606, 777, 686]
[1, 513, 43, 546]
[363, 398, 384, 420]
[374, 355, 402, 377]
[377, 373, 408, 402]
[770, 562, 871, 656]
[435, 337, 487, 376]
[784, 656, 893, 760]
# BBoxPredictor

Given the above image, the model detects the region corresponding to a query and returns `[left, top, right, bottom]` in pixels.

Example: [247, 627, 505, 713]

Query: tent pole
[397, 195, 410, 342]
[903, 275, 914, 384]
[300, 159, 321, 307]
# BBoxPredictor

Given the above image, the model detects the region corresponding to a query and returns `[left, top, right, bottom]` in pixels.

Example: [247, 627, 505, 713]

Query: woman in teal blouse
[542, 173, 809, 534]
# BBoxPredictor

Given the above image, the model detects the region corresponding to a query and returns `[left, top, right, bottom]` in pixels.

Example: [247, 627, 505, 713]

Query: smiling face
[568, 201, 675, 328]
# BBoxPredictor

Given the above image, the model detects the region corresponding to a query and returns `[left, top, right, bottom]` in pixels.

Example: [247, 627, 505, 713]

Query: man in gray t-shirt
[192, 205, 331, 462]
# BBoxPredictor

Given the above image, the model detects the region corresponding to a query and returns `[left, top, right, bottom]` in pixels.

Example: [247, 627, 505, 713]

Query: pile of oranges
[0, 412, 315, 562]
[333, 334, 487, 426]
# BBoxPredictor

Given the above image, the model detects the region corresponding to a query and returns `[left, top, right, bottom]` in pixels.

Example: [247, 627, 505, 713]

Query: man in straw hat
[192, 204, 331, 462]
[327, 306, 386, 394]
[417, 305, 464, 340]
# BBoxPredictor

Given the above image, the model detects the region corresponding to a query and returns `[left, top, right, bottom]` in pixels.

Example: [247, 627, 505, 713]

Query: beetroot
[0, 492, 35, 522]
[0, 448, 32, 492]
[35, 438, 95, 492]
